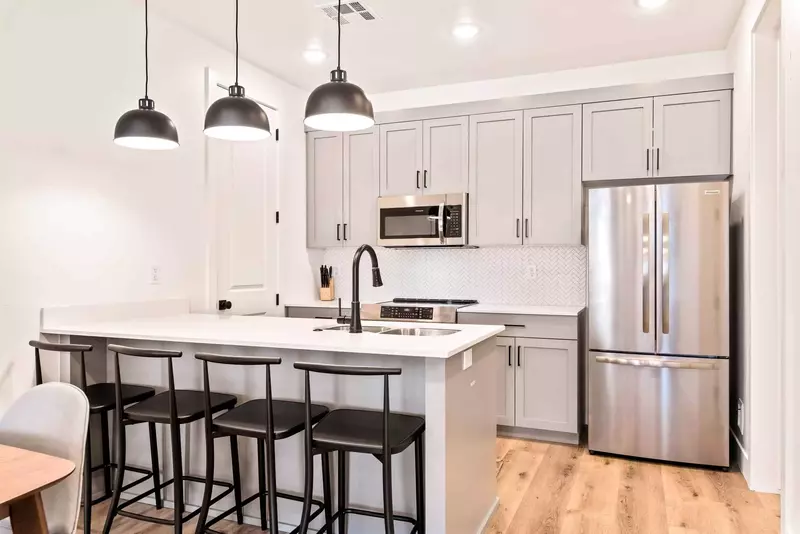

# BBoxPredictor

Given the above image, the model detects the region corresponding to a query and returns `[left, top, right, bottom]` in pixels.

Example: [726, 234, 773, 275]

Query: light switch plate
[463, 348, 473, 370]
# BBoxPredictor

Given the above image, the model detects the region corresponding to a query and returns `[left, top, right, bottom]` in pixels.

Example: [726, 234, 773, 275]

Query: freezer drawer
[589, 351, 729, 467]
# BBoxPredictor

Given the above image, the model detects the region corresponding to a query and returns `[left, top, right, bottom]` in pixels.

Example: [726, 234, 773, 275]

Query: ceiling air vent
[316, 1, 379, 24]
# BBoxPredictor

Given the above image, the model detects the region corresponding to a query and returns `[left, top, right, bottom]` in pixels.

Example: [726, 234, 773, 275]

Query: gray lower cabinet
[514, 337, 578, 433]
[307, 128, 378, 248]
[496, 336, 516, 427]
[286, 306, 349, 319]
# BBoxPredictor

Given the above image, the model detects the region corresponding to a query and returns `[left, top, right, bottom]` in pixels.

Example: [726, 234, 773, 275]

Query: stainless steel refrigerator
[588, 181, 730, 467]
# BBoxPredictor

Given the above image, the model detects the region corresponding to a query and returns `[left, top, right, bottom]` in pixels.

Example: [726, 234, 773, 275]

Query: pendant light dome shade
[204, 84, 271, 141]
[304, 69, 374, 132]
[114, 98, 179, 150]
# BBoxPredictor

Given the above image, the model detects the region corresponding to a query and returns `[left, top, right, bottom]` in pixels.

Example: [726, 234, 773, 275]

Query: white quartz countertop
[41, 314, 504, 359]
[458, 304, 585, 316]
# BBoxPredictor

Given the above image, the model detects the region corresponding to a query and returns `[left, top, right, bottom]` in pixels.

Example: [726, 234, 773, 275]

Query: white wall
[370, 51, 730, 111]
[0, 0, 310, 411]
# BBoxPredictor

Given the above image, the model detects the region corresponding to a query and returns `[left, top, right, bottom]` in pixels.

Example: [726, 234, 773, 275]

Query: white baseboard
[477, 496, 499, 534]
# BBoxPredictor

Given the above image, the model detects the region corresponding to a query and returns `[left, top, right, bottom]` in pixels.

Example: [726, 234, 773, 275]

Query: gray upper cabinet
[379, 121, 423, 196]
[653, 90, 732, 178]
[515, 337, 578, 433]
[496, 336, 516, 427]
[423, 116, 469, 194]
[307, 131, 344, 248]
[343, 127, 379, 245]
[582, 98, 654, 182]
[523, 106, 582, 245]
[469, 111, 524, 246]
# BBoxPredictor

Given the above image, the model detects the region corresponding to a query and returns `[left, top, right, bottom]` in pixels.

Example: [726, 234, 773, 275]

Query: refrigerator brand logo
[704, 190, 721, 195]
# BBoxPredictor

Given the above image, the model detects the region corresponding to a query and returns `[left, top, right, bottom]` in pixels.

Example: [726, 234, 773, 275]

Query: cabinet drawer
[458, 313, 578, 340]
[285, 307, 349, 319]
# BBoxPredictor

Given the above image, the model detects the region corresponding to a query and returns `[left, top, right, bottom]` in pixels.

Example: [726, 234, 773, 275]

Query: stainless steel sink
[380, 328, 459, 337]
[315, 325, 395, 334]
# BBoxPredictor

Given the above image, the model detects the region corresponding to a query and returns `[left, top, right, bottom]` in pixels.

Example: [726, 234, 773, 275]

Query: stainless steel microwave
[377, 193, 468, 247]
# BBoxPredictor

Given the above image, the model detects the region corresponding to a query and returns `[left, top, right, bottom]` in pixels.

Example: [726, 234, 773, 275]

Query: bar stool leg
[256, 439, 268, 529]
[169, 422, 184, 534]
[194, 423, 215, 534]
[382, 452, 395, 534]
[266, 435, 280, 533]
[102, 423, 127, 534]
[148, 422, 162, 509]
[415, 434, 425, 534]
[321, 452, 333, 532]
[83, 425, 93, 534]
[337, 451, 348, 534]
[230, 436, 244, 525]
[298, 449, 315, 534]
[101, 412, 112, 498]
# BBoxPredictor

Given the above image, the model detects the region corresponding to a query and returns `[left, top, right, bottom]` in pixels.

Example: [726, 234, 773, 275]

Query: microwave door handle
[438, 203, 445, 245]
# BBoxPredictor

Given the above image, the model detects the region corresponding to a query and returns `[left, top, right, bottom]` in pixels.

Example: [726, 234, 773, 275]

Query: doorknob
[218, 300, 232, 311]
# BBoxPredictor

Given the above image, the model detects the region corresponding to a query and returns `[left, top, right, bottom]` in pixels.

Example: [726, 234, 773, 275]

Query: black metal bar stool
[30, 340, 158, 533]
[194, 353, 332, 534]
[294, 362, 426, 534]
[101, 344, 238, 534]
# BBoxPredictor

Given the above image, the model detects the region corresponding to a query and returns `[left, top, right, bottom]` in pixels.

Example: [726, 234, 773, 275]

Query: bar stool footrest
[317, 508, 419, 534]
[86, 464, 154, 506]
[203, 489, 326, 531]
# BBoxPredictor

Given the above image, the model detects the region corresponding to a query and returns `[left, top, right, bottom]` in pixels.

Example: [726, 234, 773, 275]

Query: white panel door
[653, 91, 732, 178]
[379, 121, 423, 197]
[423, 116, 469, 194]
[515, 338, 578, 433]
[210, 111, 279, 315]
[496, 337, 516, 427]
[583, 98, 654, 182]
[344, 127, 379, 246]
[524, 106, 583, 245]
[469, 111, 524, 246]
[307, 131, 344, 248]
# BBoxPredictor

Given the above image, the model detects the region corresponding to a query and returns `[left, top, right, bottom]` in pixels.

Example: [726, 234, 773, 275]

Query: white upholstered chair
[0, 382, 90, 534]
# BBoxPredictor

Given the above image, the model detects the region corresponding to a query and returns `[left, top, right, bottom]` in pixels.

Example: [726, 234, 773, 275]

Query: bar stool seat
[312, 408, 425, 455]
[125, 389, 237, 425]
[213, 399, 329, 439]
[85, 383, 155, 414]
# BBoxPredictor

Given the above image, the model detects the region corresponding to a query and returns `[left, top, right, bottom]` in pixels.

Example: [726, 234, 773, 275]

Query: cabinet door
[496, 337, 516, 427]
[583, 98, 653, 182]
[379, 121, 423, 197]
[307, 131, 344, 248]
[515, 338, 578, 433]
[469, 111, 524, 246]
[523, 106, 582, 245]
[343, 127, 379, 246]
[423, 116, 469, 194]
[653, 90, 732, 178]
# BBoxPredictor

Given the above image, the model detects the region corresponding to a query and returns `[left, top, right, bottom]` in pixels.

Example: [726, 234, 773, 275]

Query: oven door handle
[438, 202, 446, 245]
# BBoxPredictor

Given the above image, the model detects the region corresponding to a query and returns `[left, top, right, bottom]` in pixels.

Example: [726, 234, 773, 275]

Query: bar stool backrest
[107, 344, 182, 425]
[293, 362, 402, 459]
[194, 353, 282, 438]
[29, 340, 93, 388]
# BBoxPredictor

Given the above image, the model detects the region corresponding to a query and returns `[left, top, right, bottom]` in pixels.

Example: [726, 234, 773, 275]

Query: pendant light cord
[235, 0, 239, 86]
[337, 0, 342, 70]
[144, 0, 149, 99]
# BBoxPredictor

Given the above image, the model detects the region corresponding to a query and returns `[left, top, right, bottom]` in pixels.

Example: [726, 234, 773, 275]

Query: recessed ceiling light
[637, 0, 669, 9]
[303, 48, 328, 64]
[452, 22, 479, 41]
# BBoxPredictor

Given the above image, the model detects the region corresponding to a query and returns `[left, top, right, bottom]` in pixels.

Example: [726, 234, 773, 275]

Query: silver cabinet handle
[595, 355, 717, 370]
[662, 213, 670, 334]
[642, 214, 650, 334]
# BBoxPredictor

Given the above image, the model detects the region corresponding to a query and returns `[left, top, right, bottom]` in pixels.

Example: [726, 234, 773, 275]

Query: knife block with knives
[319, 265, 335, 301]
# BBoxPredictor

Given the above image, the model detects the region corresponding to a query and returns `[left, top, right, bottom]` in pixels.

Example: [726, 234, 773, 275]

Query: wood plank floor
[79, 438, 781, 533]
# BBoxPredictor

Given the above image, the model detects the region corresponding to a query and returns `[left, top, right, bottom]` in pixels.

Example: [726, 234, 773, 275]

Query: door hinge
[276, 294, 280, 306]
[275, 211, 280, 224]
[275, 129, 279, 141]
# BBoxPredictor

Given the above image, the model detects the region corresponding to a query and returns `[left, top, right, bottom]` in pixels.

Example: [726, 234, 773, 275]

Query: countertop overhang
[41, 313, 504, 359]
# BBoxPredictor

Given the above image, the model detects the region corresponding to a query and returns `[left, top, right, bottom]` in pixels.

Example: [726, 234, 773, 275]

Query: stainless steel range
[361, 298, 478, 324]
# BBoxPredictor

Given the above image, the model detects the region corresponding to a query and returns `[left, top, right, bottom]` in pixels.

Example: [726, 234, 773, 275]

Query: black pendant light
[304, 0, 374, 132]
[204, 0, 271, 141]
[114, 0, 179, 150]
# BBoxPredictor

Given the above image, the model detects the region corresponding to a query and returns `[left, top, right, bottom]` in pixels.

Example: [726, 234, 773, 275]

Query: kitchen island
[39, 299, 504, 534]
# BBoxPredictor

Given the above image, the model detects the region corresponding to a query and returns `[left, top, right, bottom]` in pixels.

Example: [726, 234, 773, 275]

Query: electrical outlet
[737, 398, 744, 434]
[526, 265, 538, 280]
[150, 266, 161, 285]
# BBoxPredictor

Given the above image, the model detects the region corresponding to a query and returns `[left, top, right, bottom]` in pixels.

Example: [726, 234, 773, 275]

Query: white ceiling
[155, 0, 743, 93]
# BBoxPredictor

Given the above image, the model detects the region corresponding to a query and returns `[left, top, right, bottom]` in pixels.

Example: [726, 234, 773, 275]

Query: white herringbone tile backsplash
[321, 246, 586, 306]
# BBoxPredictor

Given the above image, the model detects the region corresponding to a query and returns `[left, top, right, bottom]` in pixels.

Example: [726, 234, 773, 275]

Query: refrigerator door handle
[595, 355, 718, 370]
[642, 214, 650, 333]
[662, 212, 670, 334]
